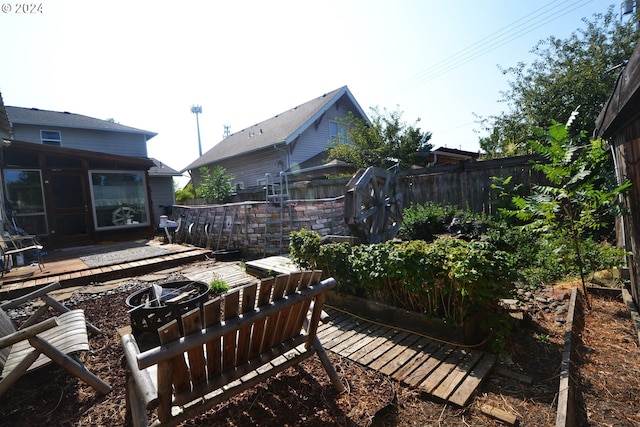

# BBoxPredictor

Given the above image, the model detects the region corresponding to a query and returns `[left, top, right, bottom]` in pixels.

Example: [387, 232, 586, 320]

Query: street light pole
[191, 105, 203, 157]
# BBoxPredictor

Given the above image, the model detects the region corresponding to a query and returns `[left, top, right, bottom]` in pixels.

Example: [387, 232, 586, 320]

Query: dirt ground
[0, 277, 639, 426]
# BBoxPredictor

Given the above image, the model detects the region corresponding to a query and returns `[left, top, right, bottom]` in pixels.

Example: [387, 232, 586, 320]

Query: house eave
[11, 120, 157, 140]
[284, 87, 369, 146]
[181, 141, 287, 173]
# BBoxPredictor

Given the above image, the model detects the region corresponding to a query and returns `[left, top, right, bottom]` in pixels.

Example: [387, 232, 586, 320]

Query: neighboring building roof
[182, 86, 367, 172]
[0, 93, 11, 138]
[148, 158, 183, 177]
[595, 43, 640, 139]
[6, 106, 157, 139]
[433, 147, 480, 160]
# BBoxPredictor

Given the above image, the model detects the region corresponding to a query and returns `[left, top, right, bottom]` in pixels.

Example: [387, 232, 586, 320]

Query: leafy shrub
[175, 183, 195, 203]
[397, 202, 448, 241]
[209, 274, 229, 294]
[398, 202, 488, 241]
[197, 166, 234, 204]
[290, 230, 516, 330]
[289, 229, 321, 270]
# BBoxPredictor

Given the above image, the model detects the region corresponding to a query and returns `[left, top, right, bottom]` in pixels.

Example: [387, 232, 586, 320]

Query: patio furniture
[121, 271, 344, 427]
[0, 281, 102, 335]
[0, 298, 111, 396]
[0, 233, 44, 275]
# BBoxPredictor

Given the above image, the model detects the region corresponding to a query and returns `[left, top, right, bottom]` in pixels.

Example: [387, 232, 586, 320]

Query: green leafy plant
[501, 117, 630, 297]
[325, 107, 433, 170]
[197, 166, 234, 204]
[209, 274, 229, 294]
[537, 333, 550, 343]
[289, 230, 516, 346]
[289, 229, 321, 270]
[175, 182, 196, 203]
[397, 202, 447, 241]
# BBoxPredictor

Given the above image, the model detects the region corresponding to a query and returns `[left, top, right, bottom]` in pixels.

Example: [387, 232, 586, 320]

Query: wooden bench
[121, 271, 345, 427]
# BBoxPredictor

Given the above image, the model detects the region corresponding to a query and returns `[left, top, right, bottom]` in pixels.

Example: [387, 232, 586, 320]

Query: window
[329, 121, 347, 143]
[3, 169, 48, 235]
[89, 171, 150, 229]
[40, 130, 62, 146]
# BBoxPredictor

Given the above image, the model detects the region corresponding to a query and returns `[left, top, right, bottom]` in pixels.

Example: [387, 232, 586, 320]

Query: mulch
[0, 280, 639, 426]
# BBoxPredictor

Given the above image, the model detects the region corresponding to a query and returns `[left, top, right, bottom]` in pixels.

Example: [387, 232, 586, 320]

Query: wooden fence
[171, 155, 546, 257]
[400, 154, 544, 215]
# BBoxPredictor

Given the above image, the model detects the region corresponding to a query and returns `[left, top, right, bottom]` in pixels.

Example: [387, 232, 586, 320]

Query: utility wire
[400, 0, 594, 91]
[400, 0, 563, 88]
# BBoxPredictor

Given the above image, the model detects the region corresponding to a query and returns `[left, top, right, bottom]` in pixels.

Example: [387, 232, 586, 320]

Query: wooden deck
[318, 306, 496, 407]
[0, 241, 210, 299]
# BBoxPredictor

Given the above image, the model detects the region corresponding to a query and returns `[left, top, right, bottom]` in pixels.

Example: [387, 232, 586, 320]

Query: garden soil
[0, 275, 639, 426]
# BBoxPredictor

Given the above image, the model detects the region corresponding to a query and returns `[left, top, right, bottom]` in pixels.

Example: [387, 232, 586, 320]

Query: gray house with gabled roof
[6, 106, 157, 157]
[0, 102, 180, 247]
[183, 86, 368, 190]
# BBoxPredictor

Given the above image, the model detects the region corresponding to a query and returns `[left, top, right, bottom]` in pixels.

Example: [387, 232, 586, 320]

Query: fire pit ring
[125, 280, 209, 336]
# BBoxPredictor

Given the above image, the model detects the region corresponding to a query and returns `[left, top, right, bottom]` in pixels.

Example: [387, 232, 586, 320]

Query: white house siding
[11, 124, 148, 157]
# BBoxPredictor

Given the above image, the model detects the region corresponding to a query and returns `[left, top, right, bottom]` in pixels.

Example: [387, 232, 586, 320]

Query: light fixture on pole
[191, 105, 203, 157]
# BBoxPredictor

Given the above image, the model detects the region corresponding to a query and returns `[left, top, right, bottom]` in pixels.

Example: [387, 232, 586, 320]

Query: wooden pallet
[245, 256, 300, 277]
[320, 307, 496, 407]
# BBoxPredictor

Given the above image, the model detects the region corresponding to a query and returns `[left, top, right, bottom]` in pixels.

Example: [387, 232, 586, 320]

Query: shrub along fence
[290, 229, 516, 349]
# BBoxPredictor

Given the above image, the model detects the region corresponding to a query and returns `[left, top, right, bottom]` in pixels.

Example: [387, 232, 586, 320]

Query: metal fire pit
[125, 280, 209, 336]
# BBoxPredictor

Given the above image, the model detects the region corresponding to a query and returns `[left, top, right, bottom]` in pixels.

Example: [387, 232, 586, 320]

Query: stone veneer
[171, 197, 348, 257]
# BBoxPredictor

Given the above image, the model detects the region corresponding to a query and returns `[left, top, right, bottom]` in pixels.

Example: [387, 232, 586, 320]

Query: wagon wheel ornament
[112, 206, 137, 225]
[344, 166, 403, 244]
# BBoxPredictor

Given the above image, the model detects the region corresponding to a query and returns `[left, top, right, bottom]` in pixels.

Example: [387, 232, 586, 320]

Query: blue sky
[0, 0, 624, 180]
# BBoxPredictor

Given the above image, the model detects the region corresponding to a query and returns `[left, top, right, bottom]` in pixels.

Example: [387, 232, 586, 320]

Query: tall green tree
[501, 114, 630, 297]
[325, 107, 433, 170]
[196, 166, 234, 204]
[478, 6, 639, 158]
[175, 182, 196, 203]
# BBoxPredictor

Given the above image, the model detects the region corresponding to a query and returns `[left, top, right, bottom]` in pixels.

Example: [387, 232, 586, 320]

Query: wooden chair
[122, 271, 344, 427]
[0, 282, 111, 396]
[0, 233, 44, 275]
[0, 281, 101, 335]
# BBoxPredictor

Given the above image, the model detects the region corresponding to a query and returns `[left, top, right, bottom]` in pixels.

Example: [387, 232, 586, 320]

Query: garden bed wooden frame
[121, 271, 344, 427]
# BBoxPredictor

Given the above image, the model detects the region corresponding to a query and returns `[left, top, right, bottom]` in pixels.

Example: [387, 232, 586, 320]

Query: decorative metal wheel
[112, 206, 137, 225]
[344, 166, 403, 244]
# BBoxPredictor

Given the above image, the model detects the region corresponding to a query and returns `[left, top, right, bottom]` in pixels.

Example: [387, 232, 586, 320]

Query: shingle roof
[0, 93, 11, 138]
[182, 86, 366, 172]
[6, 106, 157, 139]
[149, 158, 183, 177]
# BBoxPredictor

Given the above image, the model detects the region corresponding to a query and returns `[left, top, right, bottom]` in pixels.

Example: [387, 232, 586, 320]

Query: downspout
[609, 141, 627, 259]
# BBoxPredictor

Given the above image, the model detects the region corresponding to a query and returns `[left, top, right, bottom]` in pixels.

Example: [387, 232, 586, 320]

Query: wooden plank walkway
[182, 262, 259, 289]
[0, 246, 210, 300]
[319, 306, 496, 407]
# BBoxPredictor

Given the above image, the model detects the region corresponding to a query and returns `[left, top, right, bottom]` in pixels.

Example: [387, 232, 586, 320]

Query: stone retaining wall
[171, 196, 348, 258]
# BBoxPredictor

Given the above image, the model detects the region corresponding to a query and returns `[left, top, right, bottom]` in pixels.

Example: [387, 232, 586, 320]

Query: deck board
[321, 307, 495, 407]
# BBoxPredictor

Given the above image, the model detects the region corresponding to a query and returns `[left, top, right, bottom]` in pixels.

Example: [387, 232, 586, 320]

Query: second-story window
[329, 121, 347, 143]
[40, 130, 62, 146]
